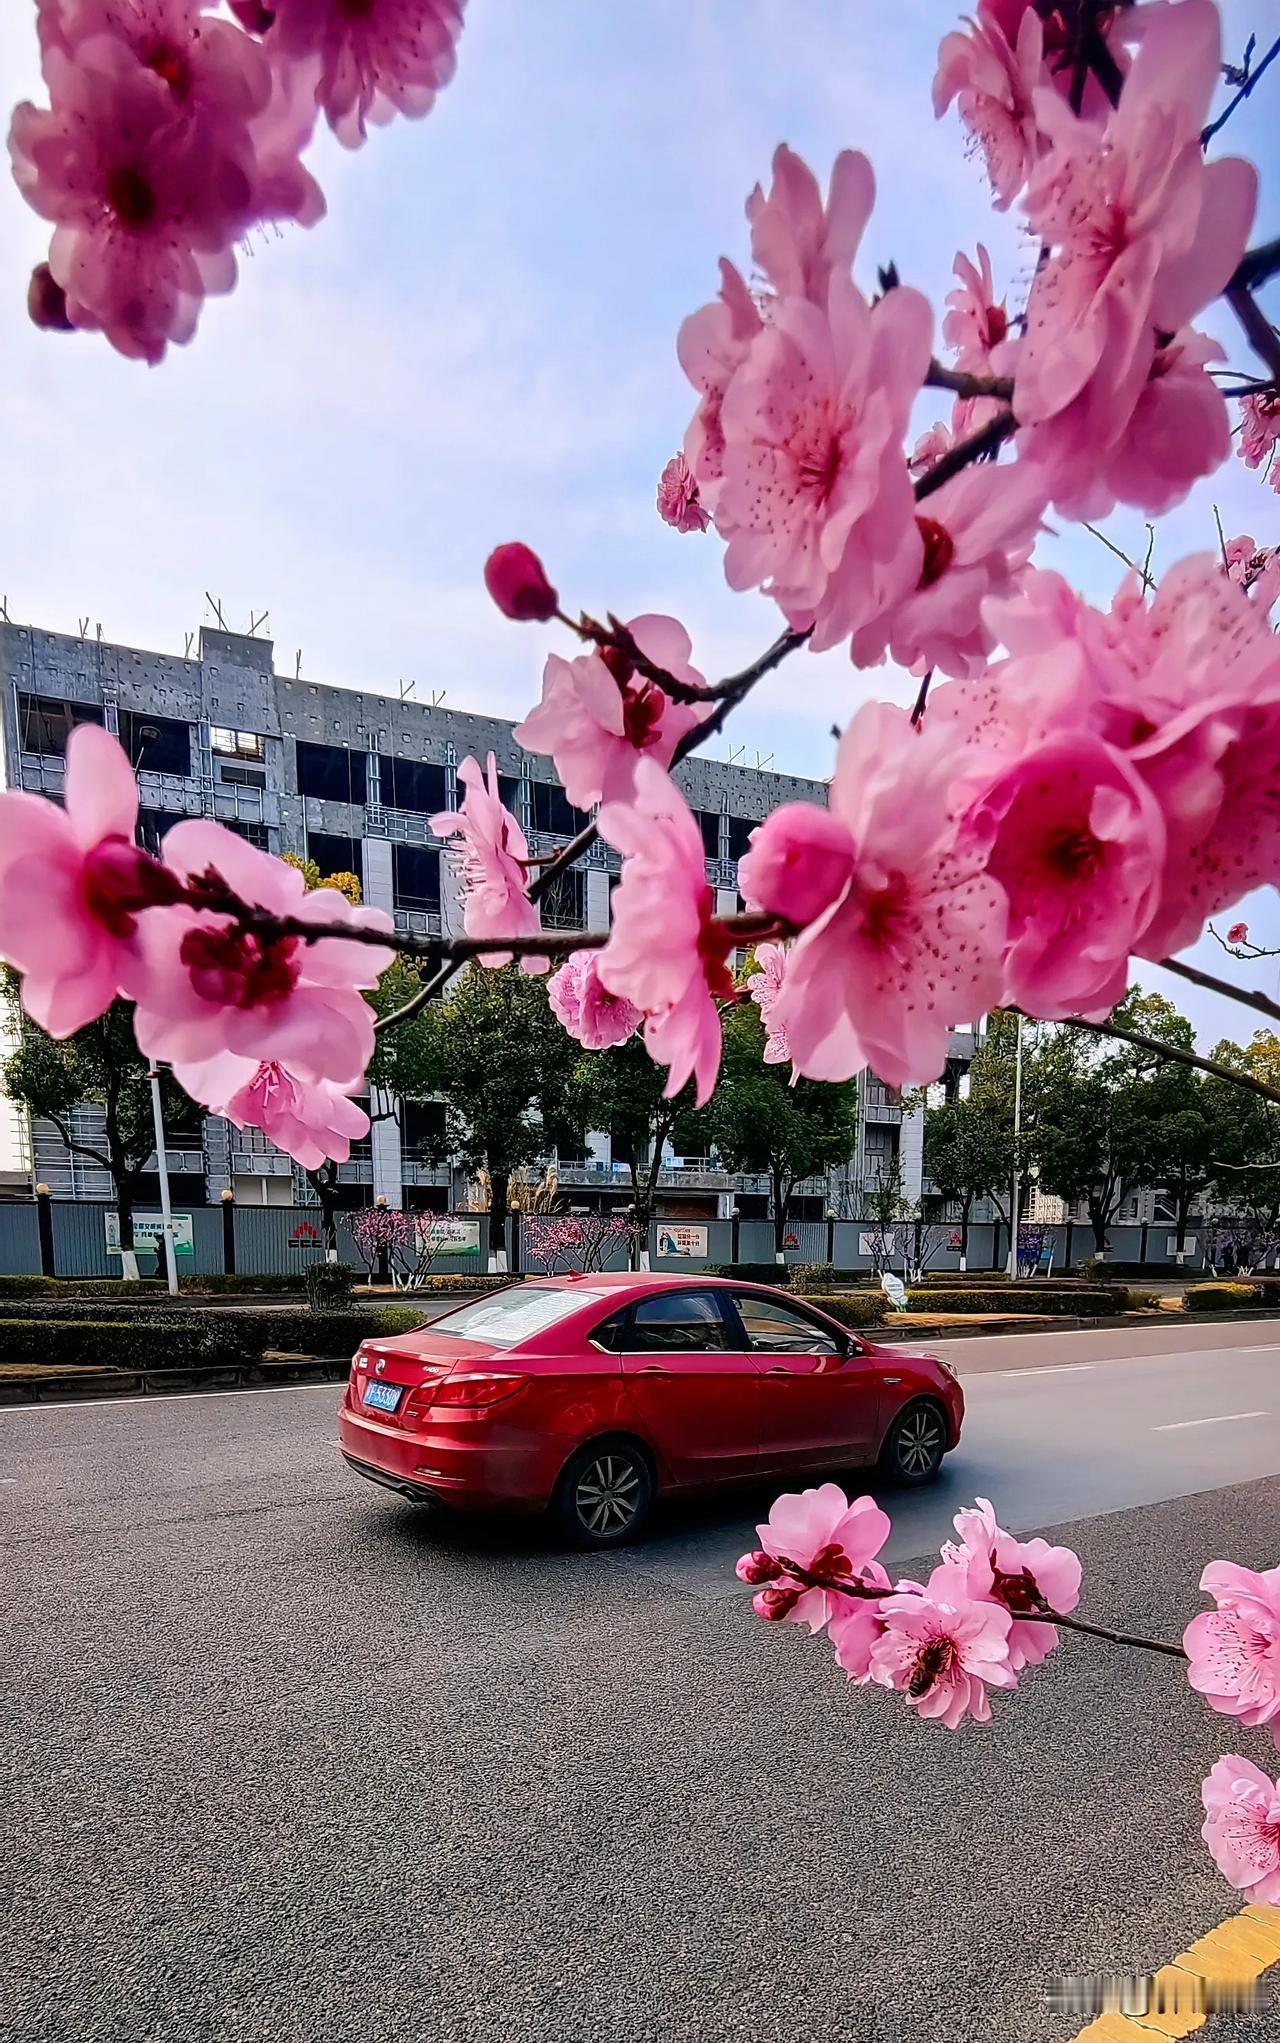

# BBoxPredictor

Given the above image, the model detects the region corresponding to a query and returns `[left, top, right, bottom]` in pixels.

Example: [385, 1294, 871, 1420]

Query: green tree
[1034, 993, 1169, 1253]
[1203, 1031, 1280, 1243]
[1, 978, 191, 1267]
[404, 965, 584, 1262]
[567, 1033, 693, 1252]
[683, 990, 861, 1257]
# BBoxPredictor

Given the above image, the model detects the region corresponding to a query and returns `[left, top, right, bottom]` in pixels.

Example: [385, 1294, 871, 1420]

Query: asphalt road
[4, 1322, 1280, 2043]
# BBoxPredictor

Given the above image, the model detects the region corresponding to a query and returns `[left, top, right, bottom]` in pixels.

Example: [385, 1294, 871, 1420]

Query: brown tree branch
[924, 359, 1015, 402]
[1060, 1013, 1280, 1109]
[792, 1567, 1187, 1659]
[913, 412, 1017, 500]
[1159, 955, 1280, 1028]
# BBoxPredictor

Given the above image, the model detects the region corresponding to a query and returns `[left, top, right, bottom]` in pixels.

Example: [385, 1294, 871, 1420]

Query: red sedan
[338, 1273, 963, 1548]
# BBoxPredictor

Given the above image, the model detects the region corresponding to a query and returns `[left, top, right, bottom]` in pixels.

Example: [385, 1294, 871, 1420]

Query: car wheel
[554, 1439, 653, 1549]
[880, 1400, 947, 1486]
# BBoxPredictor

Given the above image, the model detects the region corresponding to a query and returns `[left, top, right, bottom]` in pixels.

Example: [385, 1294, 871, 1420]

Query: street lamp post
[1007, 1013, 1024, 1280]
[148, 1065, 179, 1298]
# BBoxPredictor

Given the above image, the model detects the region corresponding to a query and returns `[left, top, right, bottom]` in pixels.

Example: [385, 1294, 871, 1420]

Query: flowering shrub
[526, 1212, 641, 1275]
[3, 0, 1280, 1906]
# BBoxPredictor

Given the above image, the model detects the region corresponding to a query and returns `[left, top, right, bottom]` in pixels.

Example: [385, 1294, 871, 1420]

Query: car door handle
[765, 1365, 793, 1376]
[638, 1364, 671, 1375]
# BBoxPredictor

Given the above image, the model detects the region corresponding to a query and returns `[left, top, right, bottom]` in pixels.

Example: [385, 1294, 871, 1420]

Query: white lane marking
[1154, 1410, 1269, 1432]
[0, 1384, 343, 1415]
[999, 1364, 1096, 1378]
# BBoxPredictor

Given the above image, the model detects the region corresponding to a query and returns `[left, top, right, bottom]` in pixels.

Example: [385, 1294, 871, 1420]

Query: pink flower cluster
[10, 0, 465, 359]
[735, 554, 1280, 1083]
[738, 1485, 1082, 1728]
[0, 723, 390, 1166]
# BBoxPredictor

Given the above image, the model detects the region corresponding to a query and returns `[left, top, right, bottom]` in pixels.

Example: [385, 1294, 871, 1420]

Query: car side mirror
[839, 1332, 861, 1358]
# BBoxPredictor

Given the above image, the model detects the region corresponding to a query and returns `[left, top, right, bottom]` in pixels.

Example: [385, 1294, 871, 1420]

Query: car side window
[591, 1310, 628, 1353]
[732, 1293, 842, 1356]
[625, 1292, 731, 1353]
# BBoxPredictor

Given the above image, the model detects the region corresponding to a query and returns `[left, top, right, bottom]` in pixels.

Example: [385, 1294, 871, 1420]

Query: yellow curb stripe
[1066, 1905, 1280, 2039]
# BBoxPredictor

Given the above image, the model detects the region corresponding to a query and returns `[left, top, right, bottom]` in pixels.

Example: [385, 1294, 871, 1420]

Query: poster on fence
[656, 1224, 708, 1258]
[104, 1212, 194, 1258]
[426, 1219, 482, 1258]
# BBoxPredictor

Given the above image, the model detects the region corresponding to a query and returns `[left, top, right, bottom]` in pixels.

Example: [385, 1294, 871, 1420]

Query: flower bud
[28, 264, 73, 333]
[738, 804, 855, 927]
[753, 1583, 801, 1621]
[484, 543, 559, 623]
[1227, 922, 1249, 946]
[736, 1549, 784, 1586]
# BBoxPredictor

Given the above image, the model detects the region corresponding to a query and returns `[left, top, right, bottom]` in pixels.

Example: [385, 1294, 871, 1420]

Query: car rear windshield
[431, 1287, 610, 1348]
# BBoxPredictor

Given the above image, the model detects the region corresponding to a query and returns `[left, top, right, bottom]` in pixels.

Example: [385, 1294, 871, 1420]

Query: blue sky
[0, 0, 1276, 1044]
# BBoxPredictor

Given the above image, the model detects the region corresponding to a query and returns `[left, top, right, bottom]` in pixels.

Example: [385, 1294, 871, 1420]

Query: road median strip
[1065, 1904, 1280, 2038]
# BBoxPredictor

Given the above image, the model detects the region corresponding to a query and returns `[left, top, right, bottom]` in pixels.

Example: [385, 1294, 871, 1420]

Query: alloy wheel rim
[898, 1409, 943, 1475]
[575, 1454, 642, 1535]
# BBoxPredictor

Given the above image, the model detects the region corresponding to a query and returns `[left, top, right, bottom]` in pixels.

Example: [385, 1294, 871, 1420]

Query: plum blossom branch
[913, 411, 1018, 500]
[1225, 283, 1280, 384]
[1230, 236, 1280, 294]
[1202, 34, 1280, 145]
[792, 1565, 1188, 1658]
[924, 358, 1015, 403]
[1059, 1013, 1280, 1109]
[1160, 955, 1280, 1027]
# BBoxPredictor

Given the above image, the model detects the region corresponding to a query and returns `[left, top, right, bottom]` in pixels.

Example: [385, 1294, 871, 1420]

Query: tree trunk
[772, 1169, 788, 1262]
[1176, 1189, 1192, 1253]
[488, 1167, 510, 1274]
[1089, 1203, 1108, 1255]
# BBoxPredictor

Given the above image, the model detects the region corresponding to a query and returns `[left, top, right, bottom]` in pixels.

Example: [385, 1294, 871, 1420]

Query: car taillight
[420, 1372, 527, 1412]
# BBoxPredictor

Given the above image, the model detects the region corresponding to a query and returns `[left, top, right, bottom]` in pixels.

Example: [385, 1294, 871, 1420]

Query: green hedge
[788, 1263, 840, 1292]
[1184, 1282, 1264, 1312]
[0, 1319, 252, 1369]
[180, 1272, 305, 1295]
[905, 1286, 1126, 1316]
[0, 1305, 429, 1372]
[700, 1262, 791, 1284]
[797, 1292, 888, 1329]
[0, 1274, 169, 1299]
[304, 1262, 355, 1309]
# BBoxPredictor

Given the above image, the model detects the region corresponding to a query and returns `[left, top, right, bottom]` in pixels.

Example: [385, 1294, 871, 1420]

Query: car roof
[522, 1272, 763, 1294]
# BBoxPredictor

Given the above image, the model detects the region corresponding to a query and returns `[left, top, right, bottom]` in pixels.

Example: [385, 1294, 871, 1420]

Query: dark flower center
[990, 1563, 1041, 1614]
[621, 678, 666, 749]
[106, 164, 157, 230]
[797, 429, 843, 503]
[697, 893, 736, 1003]
[179, 925, 302, 1010]
[146, 42, 191, 97]
[984, 303, 1008, 347]
[82, 839, 186, 939]
[915, 516, 955, 588]
[337, 0, 377, 16]
[1044, 824, 1101, 883]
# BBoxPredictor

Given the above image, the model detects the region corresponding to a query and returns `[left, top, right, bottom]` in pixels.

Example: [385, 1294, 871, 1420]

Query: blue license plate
[362, 1380, 403, 1413]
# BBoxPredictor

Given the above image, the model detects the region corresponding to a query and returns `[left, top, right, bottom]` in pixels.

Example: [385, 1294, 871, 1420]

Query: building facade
[0, 619, 930, 1220]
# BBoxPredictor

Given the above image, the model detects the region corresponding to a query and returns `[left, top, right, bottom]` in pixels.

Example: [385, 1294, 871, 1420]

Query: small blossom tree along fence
[4, 0, 1280, 1912]
[526, 1213, 641, 1276]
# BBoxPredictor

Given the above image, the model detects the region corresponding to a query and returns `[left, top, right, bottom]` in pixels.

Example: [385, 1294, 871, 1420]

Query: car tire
[879, 1399, 948, 1487]
[554, 1438, 654, 1549]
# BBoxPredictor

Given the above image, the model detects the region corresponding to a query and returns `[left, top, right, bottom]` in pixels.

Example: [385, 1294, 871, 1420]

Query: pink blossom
[175, 1051, 370, 1169]
[910, 422, 954, 477]
[676, 258, 763, 516]
[850, 460, 1047, 680]
[932, 6, 1044, 209]
[596, 761, 735, 1105]
[830, 1596, 892, 1683]
[746, 942, 790, 1066]
[1239, 393, 1280, 489]
[943, 244, 1010, 367]
[546, 950, 642, 1051]
[27, 261, 74, 330]
[484, 543, 558, 623]
[745, 144, 874, 306]
[10, 11, 321, 362]
[1185, 1561, 1280, 1748]
[514, 616, 709, 811]
[772, 703, 1006, 1089]
[1227, 922, 1250, 947]
[1201, 1757, 1280, 1904]
[1224, 537, 1280, 613]
[942, 1496, 1082, 1671]
[1021, 327, 1231, 520]
[0, 723, 185, 1036]
[132, 821, 393, 1083]
[737, 806, 856, 928]
[656, 453, 710, 534]
[745, 1484, 891, 1634]
[870, 1563, 1016, 1727]
[976, 732, 1165, 1020]
[1016, 2, 1256, 444]
[432, 754, 545, 970]
[717, 267, 932, 639]
[263, 0, 465, 150]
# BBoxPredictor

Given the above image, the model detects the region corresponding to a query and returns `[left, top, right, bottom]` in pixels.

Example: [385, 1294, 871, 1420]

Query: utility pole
[148, 1066, 179, 1298]
[1007, 1012, 1024, 1279]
